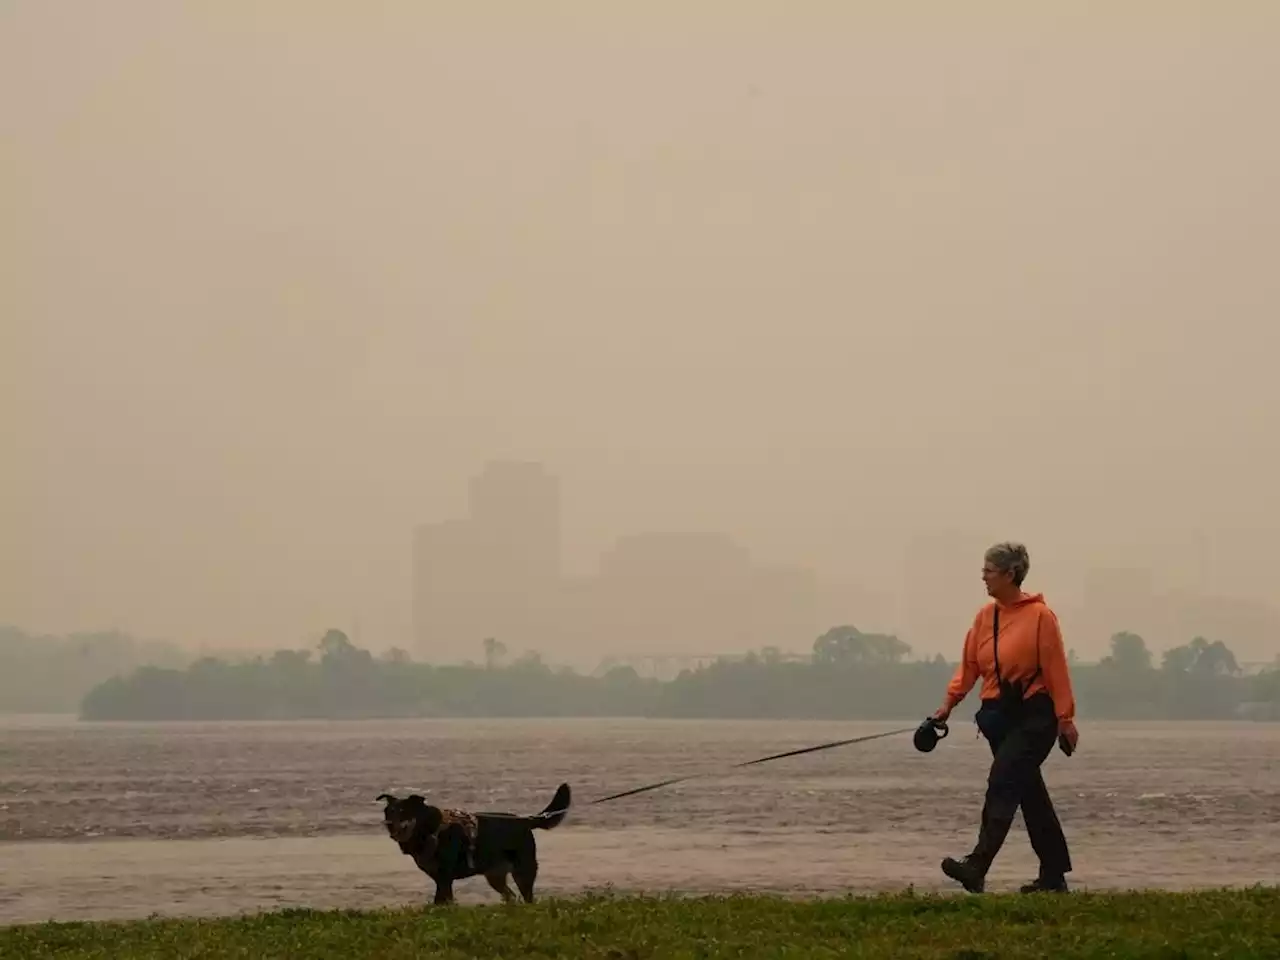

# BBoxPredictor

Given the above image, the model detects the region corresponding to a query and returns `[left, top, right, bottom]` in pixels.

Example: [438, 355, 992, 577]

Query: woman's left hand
[1058, 720, 1079, 756]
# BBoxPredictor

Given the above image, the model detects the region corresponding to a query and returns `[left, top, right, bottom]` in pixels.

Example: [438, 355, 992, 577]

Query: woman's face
[982, 561, 1014, 597]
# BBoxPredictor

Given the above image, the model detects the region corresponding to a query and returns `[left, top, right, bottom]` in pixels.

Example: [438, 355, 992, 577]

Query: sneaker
[941, 855, 986, 893]
[1019, 875, 1069, 894]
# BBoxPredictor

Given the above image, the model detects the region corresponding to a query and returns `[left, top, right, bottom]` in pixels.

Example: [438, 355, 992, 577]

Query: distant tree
[603, 664, 641, 684]
[318, 629, 356, 661]
[1194, 638, 1240, 676]
[1162, 636, 1240, 676]
[512, 649, 548, 673]
[1248, 664, 1280, 703]
[1161, 643, 1197, 674]
[482, 637, 508, 670]
[1100, 632, 1153, 673]
[812, 626, 912, 666]
[316, 630, 374, 689]
[0, 626, 189, 713]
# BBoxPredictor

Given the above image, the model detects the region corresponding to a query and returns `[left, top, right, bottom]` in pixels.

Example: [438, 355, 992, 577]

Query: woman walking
[931, 541, 1079, 893]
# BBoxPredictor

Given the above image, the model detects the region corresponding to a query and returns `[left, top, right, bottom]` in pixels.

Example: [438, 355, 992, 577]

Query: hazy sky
[5, 3, 1278, 653]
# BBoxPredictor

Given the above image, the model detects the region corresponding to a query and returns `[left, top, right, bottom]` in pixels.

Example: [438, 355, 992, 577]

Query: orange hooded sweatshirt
[943, 592, 1076, 732]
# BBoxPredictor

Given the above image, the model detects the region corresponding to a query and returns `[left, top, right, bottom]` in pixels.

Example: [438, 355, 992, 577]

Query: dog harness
[438, 809, 479, 870]
[439, 809, 478, 842]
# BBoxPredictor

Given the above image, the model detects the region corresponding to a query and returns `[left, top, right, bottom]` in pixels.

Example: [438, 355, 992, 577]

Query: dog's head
[376, 792, 429, 845]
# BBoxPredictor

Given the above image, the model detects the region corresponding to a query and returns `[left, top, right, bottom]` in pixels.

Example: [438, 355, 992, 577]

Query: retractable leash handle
[912, 715, 949, 753]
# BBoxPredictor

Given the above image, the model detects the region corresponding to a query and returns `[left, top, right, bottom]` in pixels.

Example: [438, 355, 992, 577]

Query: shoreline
[5, 826, 1277, 926]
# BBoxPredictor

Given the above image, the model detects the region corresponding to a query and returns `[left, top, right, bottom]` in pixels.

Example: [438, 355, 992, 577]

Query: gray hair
[985, 541, 1031, 587]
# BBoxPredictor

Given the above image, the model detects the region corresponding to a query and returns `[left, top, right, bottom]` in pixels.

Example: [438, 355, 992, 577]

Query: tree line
[0, 625, 188, 713]
[75, 626, 1280, 722]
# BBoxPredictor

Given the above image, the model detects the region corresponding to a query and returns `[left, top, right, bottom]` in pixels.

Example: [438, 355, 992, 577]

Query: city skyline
[410, 461, 1280, 668]
[412, 460, 878, 666]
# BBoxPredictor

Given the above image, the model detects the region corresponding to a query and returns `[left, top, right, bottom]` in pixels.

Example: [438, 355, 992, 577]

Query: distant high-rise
[412, 461, 562, 659]
[467, 460, 562, 589]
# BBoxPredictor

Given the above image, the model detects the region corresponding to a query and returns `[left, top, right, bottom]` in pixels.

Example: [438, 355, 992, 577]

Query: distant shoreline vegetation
[66, 626, 1280, 723]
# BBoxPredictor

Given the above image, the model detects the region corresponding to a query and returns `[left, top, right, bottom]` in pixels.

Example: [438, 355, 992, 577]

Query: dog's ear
[405, 794, 427, 807]
[376, 793, 396, 804]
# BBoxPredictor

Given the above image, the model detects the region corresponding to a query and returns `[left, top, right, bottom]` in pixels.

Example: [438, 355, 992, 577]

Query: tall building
[467, 460, 562, 591]
[412, 461, 562, 660]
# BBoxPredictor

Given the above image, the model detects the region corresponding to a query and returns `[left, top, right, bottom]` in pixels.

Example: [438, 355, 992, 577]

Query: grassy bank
[4, 889, 1278, 959]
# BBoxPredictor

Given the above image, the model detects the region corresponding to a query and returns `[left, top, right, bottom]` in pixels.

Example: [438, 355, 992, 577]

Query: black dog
[377, 783, 570, 904]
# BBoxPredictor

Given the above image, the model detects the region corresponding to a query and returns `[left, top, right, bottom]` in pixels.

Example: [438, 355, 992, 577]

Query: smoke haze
[5, 2, 1278, 662]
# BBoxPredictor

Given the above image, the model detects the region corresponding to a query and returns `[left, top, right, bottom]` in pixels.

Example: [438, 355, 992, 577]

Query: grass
[3, 888, 1277, 959]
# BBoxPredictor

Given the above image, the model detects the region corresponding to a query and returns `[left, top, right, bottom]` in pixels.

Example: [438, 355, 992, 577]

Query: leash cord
[529, 725, 916, 819]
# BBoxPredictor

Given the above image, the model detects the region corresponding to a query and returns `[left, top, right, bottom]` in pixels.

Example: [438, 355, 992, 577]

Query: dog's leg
[512, 854, 538, 904]
[432, 872, 456, 905]
[484, 868, 516, 903]
[430, 828, 470, 905]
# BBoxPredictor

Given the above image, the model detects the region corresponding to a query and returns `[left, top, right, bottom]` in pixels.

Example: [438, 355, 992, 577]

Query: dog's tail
[531, 782, 571, 830]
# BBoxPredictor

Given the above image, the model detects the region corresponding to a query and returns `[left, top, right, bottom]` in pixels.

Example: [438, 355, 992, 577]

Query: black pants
[970, 692, 1072, 877]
